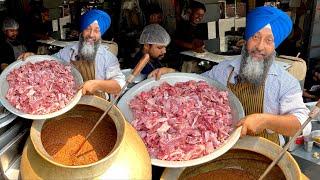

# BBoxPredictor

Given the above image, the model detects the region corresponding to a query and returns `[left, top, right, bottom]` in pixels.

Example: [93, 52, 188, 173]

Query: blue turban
[80, 9, 111, 35]
[244, 6, 293, 48]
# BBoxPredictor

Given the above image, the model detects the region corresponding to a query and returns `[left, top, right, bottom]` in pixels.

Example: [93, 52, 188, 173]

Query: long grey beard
[238, 46, 274, 87]
[78, 35, 101, 61]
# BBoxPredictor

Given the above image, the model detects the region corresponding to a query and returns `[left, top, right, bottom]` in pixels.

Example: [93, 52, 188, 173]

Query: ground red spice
[41, 111, 117, 166]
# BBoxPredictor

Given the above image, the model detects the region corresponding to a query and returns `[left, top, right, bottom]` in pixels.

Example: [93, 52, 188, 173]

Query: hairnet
[80, 9, 111, 35]
[139, 24, 171, 46]
[2, 18, 19, 31]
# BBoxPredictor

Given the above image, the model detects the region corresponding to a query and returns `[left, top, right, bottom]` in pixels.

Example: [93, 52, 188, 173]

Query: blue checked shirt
[202, 55, 311, 136]
[54, 42, 125, 88]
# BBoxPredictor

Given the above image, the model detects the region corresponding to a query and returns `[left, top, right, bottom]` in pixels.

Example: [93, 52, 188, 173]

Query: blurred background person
[30, 7, 53, 40]
[145, 3, 163, 25]
[24, 1, 52, 52]
[174, 0, 206, 53]
[167, 1, 206, 73]
[303, 64, 320, 102]
[0, 18, 27, 72]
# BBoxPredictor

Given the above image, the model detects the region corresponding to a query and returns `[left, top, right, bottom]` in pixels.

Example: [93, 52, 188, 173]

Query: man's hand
[81, 80, 100, 95]
[17, 52, 35, 61]
[148, 67, 176, 80]
[1, 63, 9, 71]
[236, 39, 246, 47]
[303, 89, 317, 99]
[236, 113, 268, 137]
[192, 39, 205, 53]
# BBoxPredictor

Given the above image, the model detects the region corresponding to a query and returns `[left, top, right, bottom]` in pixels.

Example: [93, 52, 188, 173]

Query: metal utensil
[74, 54, 150, 156]
[259, 100, 320, 180]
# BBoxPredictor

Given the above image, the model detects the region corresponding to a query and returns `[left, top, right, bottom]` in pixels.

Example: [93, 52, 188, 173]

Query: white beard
[238, 47, 274, 86]
[241, 55, 265, 83]
[80, 41, 95, 61]
[78, 35, 100, 61]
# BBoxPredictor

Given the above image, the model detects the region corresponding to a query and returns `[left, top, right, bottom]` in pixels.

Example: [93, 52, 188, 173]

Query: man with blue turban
[20, 9, 125, 98]
[203, 6, 311, 144]
[152, 6, 311, 145]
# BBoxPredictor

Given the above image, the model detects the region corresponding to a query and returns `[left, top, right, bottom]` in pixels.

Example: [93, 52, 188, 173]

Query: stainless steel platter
[0, 121, 24, 150]
[0, 103, 10, 119]
[0, 102, 17, 137]
[117, 72, 244, 168]
[0, 128, 29, 179]
[0, 55, 83, 120]
[0, 113, 17, 132]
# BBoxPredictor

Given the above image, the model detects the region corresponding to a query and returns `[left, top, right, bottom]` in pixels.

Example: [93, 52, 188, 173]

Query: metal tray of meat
[0, 55, 83, 120]
[117, 72, 244, 168]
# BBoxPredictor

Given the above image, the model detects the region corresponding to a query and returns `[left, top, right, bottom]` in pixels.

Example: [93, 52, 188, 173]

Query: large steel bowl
[20, 96, 151, 179]
[161, 137, 303, 180]
[117, 72, 244, 168]
[0, 55, 83, 120]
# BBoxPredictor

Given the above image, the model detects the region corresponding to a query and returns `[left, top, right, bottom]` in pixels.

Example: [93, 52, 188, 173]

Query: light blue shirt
[54, 42, 125, 88]
[202, 55, 311, 135]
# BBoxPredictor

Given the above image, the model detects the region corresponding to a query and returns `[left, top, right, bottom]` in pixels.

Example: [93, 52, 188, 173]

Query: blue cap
[80, 9, 111, 35]
[244, 6, 293, 48]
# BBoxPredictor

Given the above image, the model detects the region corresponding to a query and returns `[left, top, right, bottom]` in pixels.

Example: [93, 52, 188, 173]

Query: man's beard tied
[78, 34, 101, 61]
[238, 46, 274, 87]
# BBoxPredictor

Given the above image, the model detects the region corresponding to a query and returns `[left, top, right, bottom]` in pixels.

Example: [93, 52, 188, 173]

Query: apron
[148, 59, 163, 72]
[70, 51, 106, 99]
[227, 68, 280, 145]
[7, 41, 27, 59]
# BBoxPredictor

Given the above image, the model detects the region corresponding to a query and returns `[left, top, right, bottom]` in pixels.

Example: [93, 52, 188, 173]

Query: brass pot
[161, 136, 307, 180]
[20, 96, 151, 179]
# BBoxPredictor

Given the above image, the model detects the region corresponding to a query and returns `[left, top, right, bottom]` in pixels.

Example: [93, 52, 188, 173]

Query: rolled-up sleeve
[106, 64, 126, 88]
[279, 74, 311, 135]
[102, 52, 126, 88]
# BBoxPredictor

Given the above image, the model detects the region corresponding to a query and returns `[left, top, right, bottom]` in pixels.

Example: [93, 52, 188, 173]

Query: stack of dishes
[0, 101, 29, 180]
[0, 102, 17, 136]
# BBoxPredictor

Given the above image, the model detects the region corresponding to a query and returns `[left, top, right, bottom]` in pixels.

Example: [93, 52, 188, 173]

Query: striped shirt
[54, 42, 125, 88]
[202, 55, 311, 135]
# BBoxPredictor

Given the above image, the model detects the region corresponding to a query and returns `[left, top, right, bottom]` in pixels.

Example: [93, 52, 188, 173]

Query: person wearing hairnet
[19, 9, 125, 98]
[0, 18, 28, 72]
[131, 24, 174, 77]
[149, 6, 311, 145]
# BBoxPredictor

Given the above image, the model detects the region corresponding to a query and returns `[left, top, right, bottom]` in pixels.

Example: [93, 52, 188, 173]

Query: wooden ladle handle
[127, 53, 150, 83]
